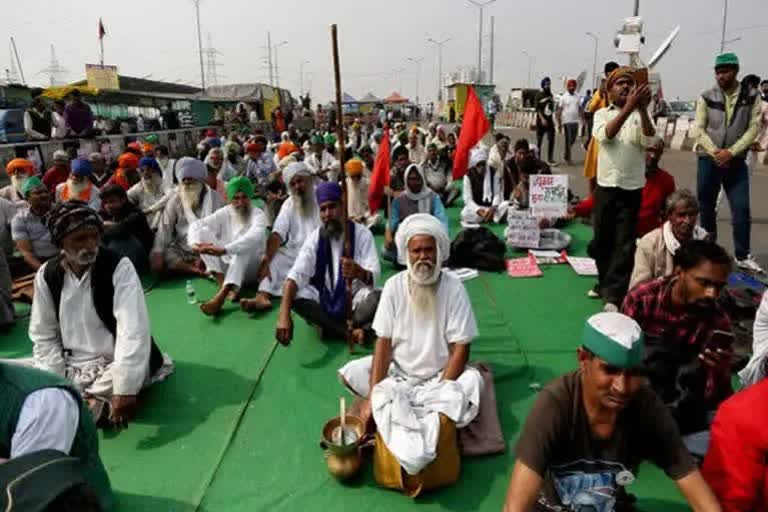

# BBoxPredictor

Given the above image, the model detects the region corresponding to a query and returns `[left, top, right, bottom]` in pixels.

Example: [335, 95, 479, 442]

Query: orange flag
[368, 126, 391, 214]
[452, 86, 490, 180]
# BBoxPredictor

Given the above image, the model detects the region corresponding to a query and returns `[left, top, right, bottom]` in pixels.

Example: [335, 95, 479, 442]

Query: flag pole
[99, 38, 104, 67]
[330, 24, 354, 354]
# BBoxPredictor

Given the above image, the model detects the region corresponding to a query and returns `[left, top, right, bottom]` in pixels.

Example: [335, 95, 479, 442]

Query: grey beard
[321, 219, 342, 239]
[142, 176, 162, 194]
[67, 179, 89, 197]
[294, 191, 315, 217]
[233, 204, 251, 225]
[408, 276, 438, 315]
[10, 175, 26, 193]
[64, 247, 98, 267]
[179, 183, 203, 211]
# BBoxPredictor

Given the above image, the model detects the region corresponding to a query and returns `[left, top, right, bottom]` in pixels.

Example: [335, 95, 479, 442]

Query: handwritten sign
[506, 210, 540, 249]
[530, 174, 568, 218]
[567, 256, 599, 276]
[506, 255, 543, 278]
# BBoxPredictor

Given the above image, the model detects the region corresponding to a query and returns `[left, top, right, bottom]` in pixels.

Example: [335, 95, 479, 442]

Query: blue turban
[138, 157, 161, 173]
[541, 77, 551, 88]
[177, 157, 207, 182]
[315, 181, 342, 205]
[70, 158, 93, 177]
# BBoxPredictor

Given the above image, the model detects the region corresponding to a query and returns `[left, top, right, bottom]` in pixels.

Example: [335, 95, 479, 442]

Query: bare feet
[200, 298, 224, 317]
[228, 290, 241, 302]
[351, 328, 366, 345]
[241, 292, 273, 312]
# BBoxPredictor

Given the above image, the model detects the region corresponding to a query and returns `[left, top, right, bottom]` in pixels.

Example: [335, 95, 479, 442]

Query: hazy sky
[2, 0, 767, 103]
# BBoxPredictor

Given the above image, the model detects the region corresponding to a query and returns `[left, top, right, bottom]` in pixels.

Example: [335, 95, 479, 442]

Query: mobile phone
[634, 68, 649, 87]
[707, 330, 734, 351]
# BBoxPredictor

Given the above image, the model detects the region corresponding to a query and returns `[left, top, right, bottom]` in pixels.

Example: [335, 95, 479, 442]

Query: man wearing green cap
[188, 176, 269, 316]
[504, 312, 722, 512]
[306, 134, 339, 182]
[11, 177, 57, 274]
[694, 52, 764, 273]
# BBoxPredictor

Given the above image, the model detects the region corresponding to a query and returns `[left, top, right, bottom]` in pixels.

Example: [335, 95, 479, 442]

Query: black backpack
[447, 227, 507, 272]
[43, 248, 164, 377]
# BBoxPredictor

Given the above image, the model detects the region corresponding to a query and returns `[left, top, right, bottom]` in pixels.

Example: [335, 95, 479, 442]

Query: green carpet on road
[2, 205, 688, 511]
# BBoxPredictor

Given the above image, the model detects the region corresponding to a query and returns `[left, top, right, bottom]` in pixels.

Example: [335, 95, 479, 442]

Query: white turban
[395, 213, 451, 266]
[283, 162, 311, 185]
[469, 147, 489, 168]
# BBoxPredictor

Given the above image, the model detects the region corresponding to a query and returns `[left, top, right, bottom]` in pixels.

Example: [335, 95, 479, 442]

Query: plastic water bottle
[185, 280, 197, 305]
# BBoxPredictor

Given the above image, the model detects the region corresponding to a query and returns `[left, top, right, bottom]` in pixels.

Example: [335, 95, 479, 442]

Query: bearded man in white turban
[460, 147, 510, 225]
[150, 157, 224, 277]
[240, 162, 321, 311]
[338, 213, 484, 477]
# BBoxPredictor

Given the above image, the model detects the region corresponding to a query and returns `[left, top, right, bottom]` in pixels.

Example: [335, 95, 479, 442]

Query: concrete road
[497, 125, 768, 269]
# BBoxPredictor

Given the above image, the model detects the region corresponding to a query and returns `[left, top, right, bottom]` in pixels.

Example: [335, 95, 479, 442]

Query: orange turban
[345, 159, 364, 177]
[6, 158, 34, 175]
[142, 143, 155, 153]
[118, 153, 140, 169]
[277, 142, 299, 160]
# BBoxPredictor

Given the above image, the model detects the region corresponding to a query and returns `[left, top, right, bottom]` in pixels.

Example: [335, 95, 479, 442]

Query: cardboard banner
[530, 174, 568, 218]
[506, 210, 540, 249]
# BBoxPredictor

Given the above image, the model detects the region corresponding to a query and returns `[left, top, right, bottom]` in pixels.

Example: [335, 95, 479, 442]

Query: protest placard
[506, 254, 543, 278]
[567, 256, 599, 276]
[530, 174, 569, 218]
[506, 210, 540, 249]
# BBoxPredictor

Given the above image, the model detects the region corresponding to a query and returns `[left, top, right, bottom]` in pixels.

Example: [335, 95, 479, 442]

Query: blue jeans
[697, 156, 751, 260]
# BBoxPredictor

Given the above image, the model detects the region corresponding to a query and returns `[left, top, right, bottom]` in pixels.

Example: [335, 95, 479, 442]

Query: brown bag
[373, 413, 460, 498]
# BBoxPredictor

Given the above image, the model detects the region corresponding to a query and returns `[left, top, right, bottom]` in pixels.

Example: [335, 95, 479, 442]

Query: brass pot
[320, 415, 366, 481]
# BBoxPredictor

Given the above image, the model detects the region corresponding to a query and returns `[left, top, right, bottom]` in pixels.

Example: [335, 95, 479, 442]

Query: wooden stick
[330, 24, 354, 354]
[340, 396, 346, 447]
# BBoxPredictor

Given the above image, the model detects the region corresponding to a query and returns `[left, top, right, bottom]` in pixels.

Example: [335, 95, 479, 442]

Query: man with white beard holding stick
[338, 214, 483, 480]
[240, 162, 320, 312]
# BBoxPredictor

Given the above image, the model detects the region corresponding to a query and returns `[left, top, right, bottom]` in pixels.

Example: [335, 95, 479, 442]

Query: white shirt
[558, 92, 582, 124]
[30, 257, 152, 395]
[156, 157, 178, 189]
[249, 110, 259, 124]
[305, 151, 339, 182]
[407, 143, 426, 165]
[287, 222, 380, 305]
[11, 388, 79, 458]
[593, 105, 653, 190]
[127, 182, 173, 229]
[188, 205, 268, 259]
[372, 271, 477, 379]
[23, 112, 48, 140]
[51, 112, 68, 139]
[272, 196, 321, 257]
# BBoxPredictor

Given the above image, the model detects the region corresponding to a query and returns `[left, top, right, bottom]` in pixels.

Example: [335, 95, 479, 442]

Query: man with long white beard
[345, 158, 379, 229]
[55, 158, 101, 211]
[151, 157, 224, 277]
[274, 182, 380, 345]
[127, 157, 173, 229]
[188, 177, 268, 317]
[240, 162, 321, 312]
[0, 158, 34, 211]
[338, 214, 483, 479]
[30, 201, 173, 429]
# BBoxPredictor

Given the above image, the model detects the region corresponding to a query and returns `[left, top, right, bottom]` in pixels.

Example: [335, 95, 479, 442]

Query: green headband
[582, 319, 645, 369]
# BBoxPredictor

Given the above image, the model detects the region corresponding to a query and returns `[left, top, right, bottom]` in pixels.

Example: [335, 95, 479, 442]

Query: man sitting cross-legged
[30, 201, 173, 427]
[338, 214, 484, 476]
[188, 177, 269, 317]
[503, 312, 721, 512]
[127, 157, 173, 230]
[274, 182, 380, 345]
[151, 157, 224, 278]
[240, 162, 320, 312]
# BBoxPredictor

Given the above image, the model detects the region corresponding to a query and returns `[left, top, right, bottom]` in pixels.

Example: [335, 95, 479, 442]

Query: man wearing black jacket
[99, 185, 153, 274]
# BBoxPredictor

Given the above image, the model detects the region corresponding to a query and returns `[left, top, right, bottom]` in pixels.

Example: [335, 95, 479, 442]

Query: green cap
[20, 176, 44, 198]
[582, 312, 645, 369]
[226, 175, 254, 201]
[715, 52, 739, 68]
[145, 134, 159, 143]
[311, 134, 324, 145]
[324, 133, 337, 145]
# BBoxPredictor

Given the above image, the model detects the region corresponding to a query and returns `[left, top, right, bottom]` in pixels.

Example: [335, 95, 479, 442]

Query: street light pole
[586, 32, 599, 90]
[522, 51, 534, 89]
[468, 0, 496, 83]
[720, 0, 729, 53]
[273, 40, 287, 88]
[428, 36, 451, 103]
[407, 57, 424, 106]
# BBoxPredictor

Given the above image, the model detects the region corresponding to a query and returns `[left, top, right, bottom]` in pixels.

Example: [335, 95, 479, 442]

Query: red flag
[452, 86, 490, 180]
[368, 126, 391, 214]
[98, 19, 106, 39]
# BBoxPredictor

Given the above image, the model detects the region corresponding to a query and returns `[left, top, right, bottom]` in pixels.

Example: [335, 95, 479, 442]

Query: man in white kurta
[338, 214, 483, 475]
[29, 201, 172, 427]
[127, 157, 174, 230]
[240, 163, 321, 311]
[188, 177, 268, 317]
[54, 158, 101, 212]
[274, 181, 381, 345]
[1, 158, 34, 213]
[460, 147, 509, 225]
[305, 135, 340, 182]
